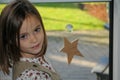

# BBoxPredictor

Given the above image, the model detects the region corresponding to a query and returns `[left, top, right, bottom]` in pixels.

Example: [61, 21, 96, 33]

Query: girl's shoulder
[14, 56, 55, 79]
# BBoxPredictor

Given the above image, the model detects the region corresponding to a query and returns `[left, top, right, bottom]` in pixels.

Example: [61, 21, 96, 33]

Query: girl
[0, 0, 60, 80]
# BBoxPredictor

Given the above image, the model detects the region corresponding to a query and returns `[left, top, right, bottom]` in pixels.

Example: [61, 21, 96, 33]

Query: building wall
[84, 3, 108, 22]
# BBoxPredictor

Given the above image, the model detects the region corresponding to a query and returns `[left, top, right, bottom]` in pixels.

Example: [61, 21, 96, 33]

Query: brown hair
[0, 0, 47, 74]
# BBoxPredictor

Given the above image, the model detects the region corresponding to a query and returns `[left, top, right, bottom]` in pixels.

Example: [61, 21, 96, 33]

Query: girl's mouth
[32, 43, 40, 49]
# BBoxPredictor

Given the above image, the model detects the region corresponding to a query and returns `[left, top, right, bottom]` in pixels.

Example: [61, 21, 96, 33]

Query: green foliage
[0, 4, 6, 13]
[0, 3, 105, 31]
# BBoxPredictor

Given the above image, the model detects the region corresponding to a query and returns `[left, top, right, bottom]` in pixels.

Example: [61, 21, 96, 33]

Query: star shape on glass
[60, 37, 84, 64]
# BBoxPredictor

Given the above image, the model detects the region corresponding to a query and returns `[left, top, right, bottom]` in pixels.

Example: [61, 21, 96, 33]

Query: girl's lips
[32, 43, 40, 49]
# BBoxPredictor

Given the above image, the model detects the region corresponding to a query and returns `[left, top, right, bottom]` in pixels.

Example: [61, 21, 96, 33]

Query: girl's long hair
[0, 0, 47, 74]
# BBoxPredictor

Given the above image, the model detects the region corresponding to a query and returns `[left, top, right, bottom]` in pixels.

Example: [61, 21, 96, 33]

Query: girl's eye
[20, 34, 28, 40]
[34, 27, 41, 33]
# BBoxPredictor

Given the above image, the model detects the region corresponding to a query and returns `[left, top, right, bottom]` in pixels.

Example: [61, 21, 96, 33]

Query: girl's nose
[30, 34, 37, 43]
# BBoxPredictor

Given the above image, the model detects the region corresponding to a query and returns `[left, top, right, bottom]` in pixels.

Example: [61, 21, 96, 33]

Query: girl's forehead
[20, 15, 41, 33]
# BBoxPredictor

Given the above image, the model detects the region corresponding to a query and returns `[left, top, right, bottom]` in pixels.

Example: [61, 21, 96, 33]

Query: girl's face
[19, 15, 44, 58]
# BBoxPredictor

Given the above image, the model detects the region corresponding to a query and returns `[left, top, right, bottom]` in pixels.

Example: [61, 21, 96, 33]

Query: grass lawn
[0, 3, 105, 31]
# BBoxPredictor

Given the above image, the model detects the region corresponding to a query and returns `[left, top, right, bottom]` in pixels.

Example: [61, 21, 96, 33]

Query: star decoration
[60, 37, 84, 64]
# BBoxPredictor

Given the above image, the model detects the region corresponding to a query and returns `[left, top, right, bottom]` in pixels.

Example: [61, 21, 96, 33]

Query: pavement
[45, 30, 109, 80]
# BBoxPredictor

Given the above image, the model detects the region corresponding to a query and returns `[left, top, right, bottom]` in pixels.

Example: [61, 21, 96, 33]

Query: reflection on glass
[36, 2, 109, 80]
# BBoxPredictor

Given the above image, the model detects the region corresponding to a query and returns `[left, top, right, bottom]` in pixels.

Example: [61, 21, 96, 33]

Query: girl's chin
[21, 51, 42, 58]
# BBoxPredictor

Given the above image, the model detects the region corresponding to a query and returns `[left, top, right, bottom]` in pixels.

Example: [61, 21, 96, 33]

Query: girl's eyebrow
[35, 24, 41, 28]
[20, 32, 28, 36]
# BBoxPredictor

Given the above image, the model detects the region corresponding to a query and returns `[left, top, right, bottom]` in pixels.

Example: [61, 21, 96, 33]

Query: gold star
[60, 37, 84, 64]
